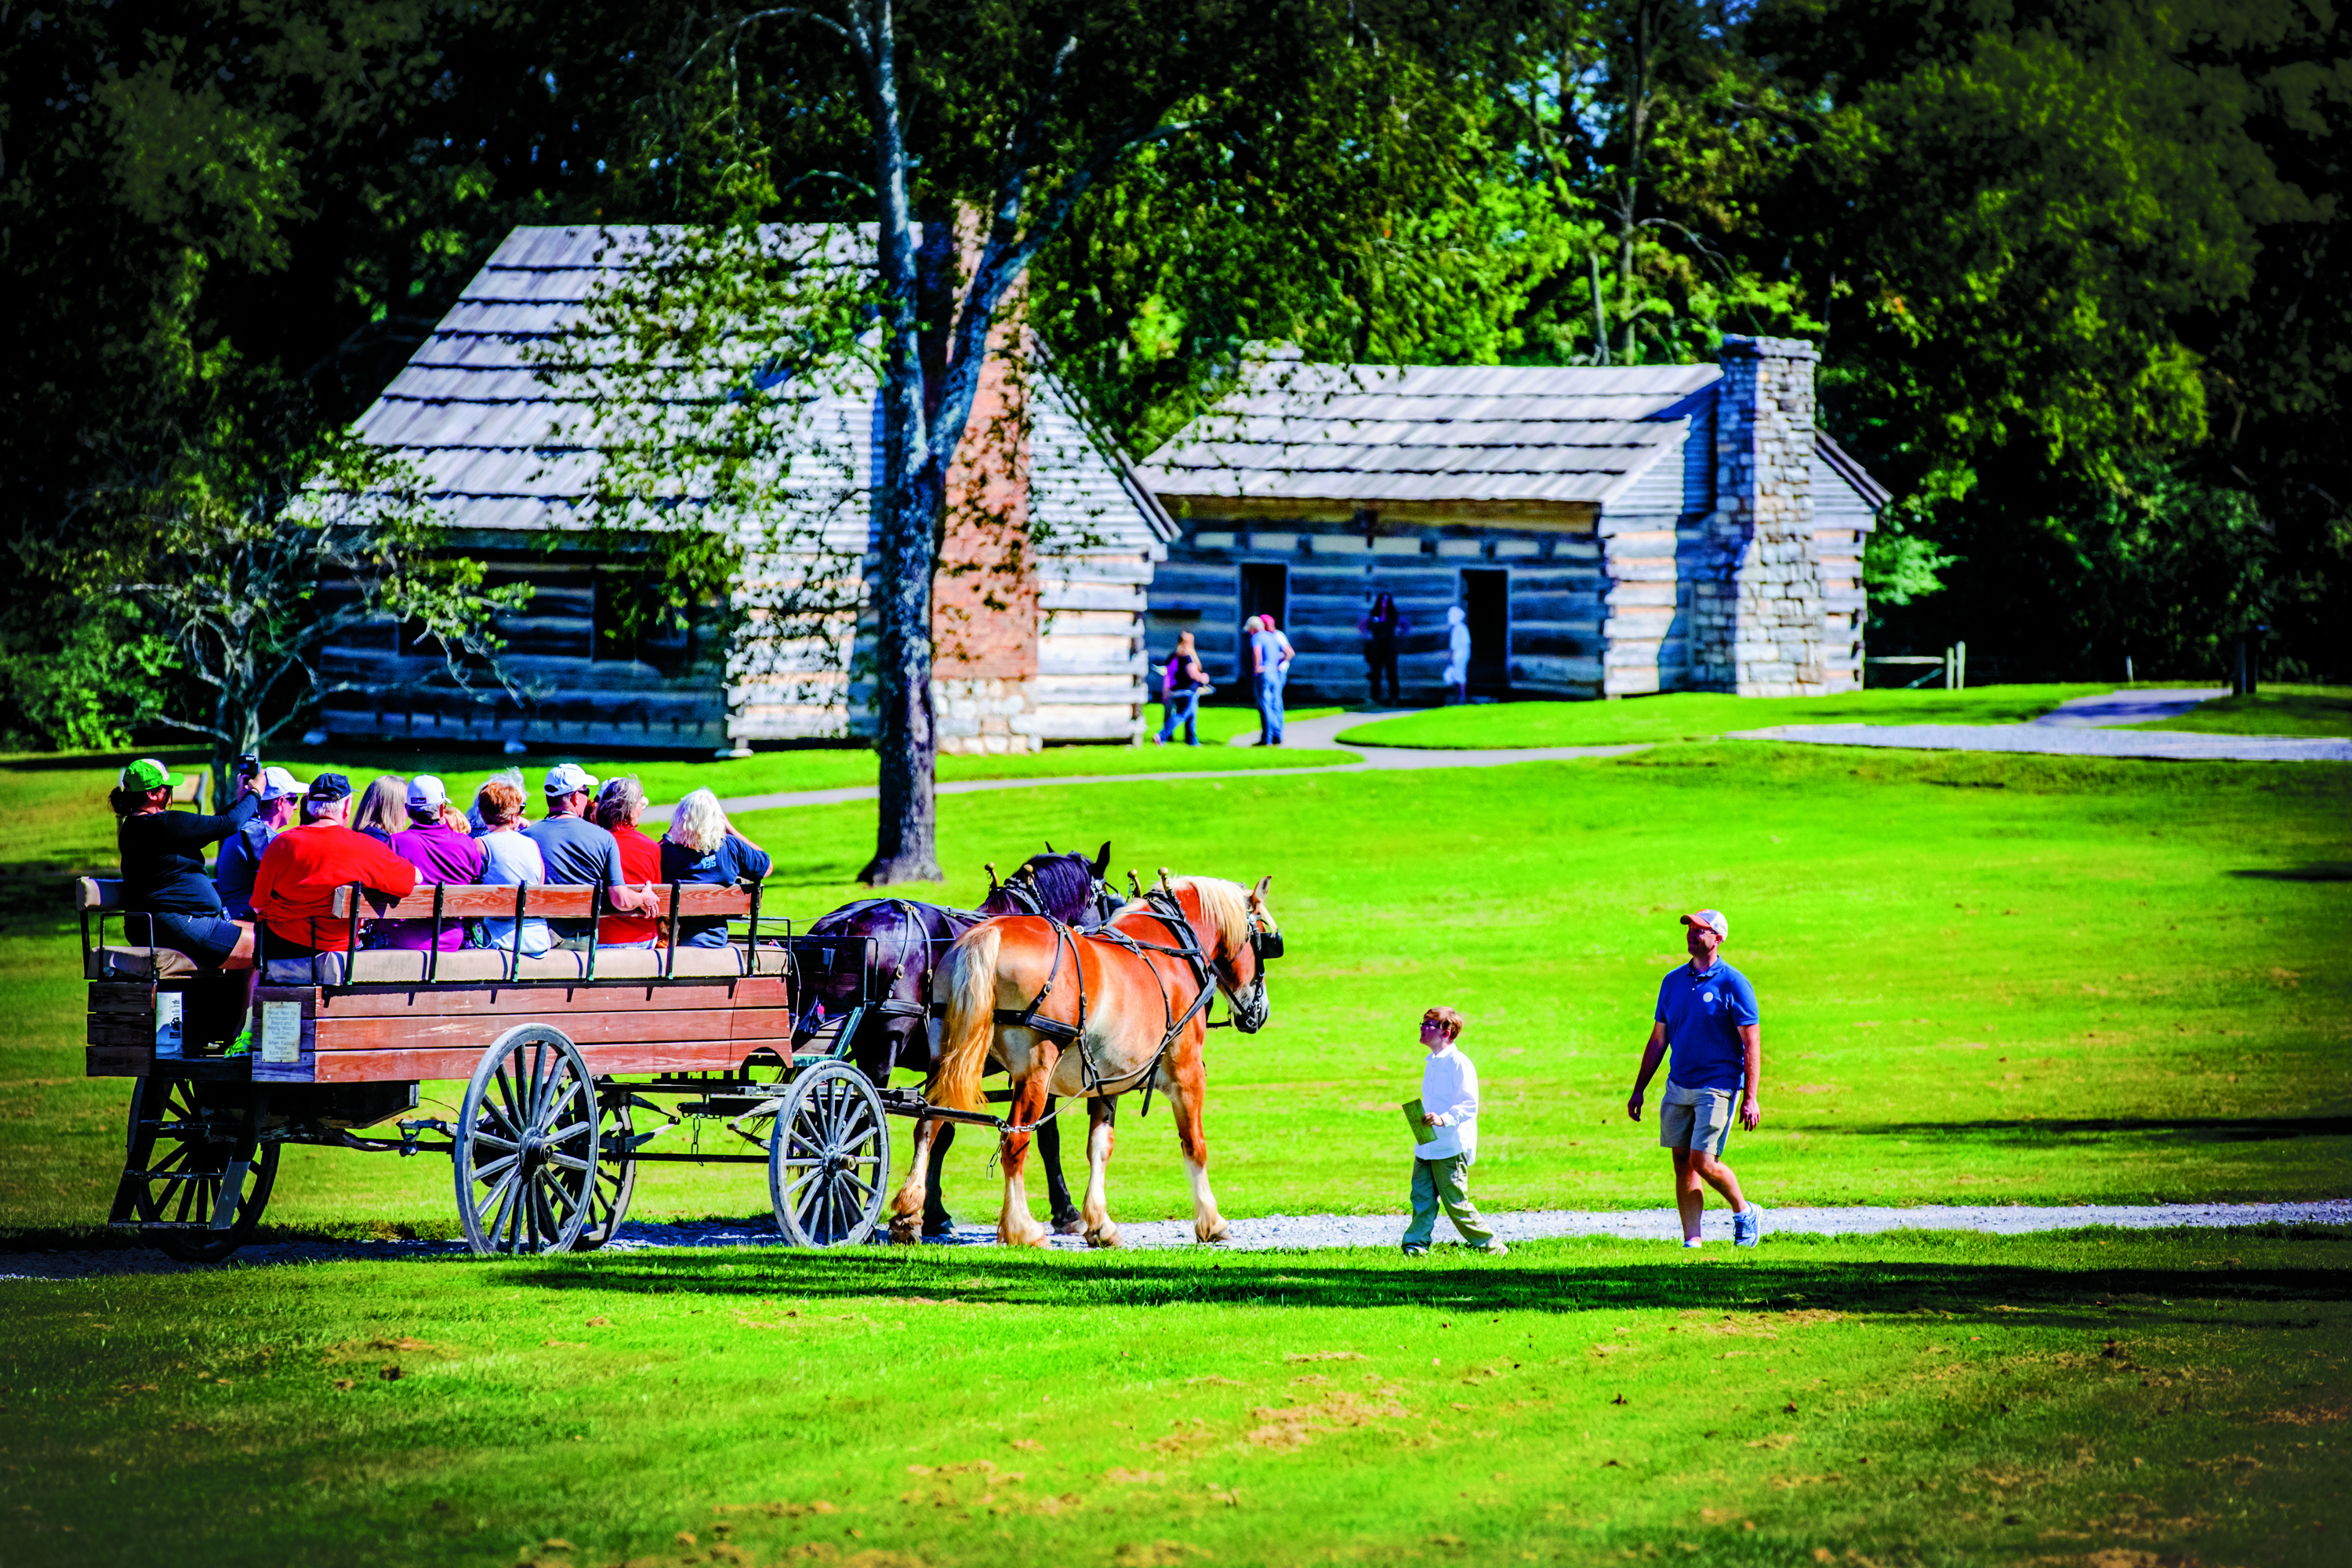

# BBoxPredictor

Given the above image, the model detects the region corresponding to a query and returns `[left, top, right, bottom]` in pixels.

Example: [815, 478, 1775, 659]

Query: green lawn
[5, 740, 2347, 1238]
[2129, 685, 2352, 739]
[1336, 686, 2112, 749]
[5, 1229, 2348, 1568]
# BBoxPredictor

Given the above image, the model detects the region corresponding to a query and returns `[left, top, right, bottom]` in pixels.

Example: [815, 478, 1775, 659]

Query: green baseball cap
[119, 759, 176, 793]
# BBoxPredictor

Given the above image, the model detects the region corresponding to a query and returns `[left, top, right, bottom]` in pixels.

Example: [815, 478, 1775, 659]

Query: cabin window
[593, 571, 695, 674]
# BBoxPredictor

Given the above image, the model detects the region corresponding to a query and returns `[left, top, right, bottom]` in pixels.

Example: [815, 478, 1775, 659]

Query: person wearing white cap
[1626, 909, 1766, 1248]
[381, 775, 488, 952]
[526, 762, 658, 947]
[214, 766, 304, 921]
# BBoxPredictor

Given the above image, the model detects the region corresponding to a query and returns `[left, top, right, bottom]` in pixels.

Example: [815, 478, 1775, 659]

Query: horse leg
[997, 1048, 1056, 1249]
[887, 1113, 942, 1244]
[921, 1120, 958, 1237]
[1039, 1099, 1083, 1234]
[1165, 1051, 1229, 1243]
[1080, 1095, 1120, 1248]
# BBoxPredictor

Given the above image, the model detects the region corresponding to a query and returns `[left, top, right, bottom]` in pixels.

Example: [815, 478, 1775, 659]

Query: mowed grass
[1334, 685, 2112, 749]
[3, 740, 2347, 1237]
[2131, 685, 2352, 739]
[5, 1229, 2350, 1568]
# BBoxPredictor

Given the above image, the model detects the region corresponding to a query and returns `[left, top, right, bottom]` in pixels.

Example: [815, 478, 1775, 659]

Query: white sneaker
[1682, 1238, 1703, 1249]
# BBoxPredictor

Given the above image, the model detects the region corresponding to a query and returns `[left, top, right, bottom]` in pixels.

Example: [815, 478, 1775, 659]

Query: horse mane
[1120, 876, 1250, 953]
[1011, 852, 1099, 918]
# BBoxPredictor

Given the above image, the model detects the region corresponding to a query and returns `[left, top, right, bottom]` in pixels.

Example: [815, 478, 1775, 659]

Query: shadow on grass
[1844, 1115, 2352, 1145]
[492, 1237, 2352, 1323]
[2229, 862, 2352, 883]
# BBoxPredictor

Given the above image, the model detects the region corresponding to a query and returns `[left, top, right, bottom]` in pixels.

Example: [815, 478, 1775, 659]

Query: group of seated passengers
[110, 757, 771, 973]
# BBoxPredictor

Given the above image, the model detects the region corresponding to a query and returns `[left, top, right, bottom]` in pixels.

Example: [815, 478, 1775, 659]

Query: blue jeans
[1157, 688, 1200, 745]
[1255, 671, 1285, 743]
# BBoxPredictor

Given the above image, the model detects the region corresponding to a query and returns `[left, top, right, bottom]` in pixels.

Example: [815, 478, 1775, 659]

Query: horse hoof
[1198, 1221, 1230, 1244]
[920, 1221, 956, 1240]
[1052, 1217, 1084, 1236]
[888, 1218, 924, 1245]
[1087, 1227, 1122, 1250]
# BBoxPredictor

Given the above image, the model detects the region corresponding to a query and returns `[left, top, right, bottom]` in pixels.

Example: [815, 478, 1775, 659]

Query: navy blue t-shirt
[1654, 959, 1760, 1091]
[659, 836, 773, 946]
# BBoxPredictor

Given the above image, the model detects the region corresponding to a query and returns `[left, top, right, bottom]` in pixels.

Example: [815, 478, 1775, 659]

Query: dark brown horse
[798, 844, 1118, 1238]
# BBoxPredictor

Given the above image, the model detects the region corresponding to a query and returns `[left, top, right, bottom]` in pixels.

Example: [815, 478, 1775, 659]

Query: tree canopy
[5, 0, 2342, 762]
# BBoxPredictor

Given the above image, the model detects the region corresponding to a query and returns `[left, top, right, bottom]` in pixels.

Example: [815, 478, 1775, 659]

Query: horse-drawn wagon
[78, 875, 969, 1261]
[78, 850, 1283, 1261]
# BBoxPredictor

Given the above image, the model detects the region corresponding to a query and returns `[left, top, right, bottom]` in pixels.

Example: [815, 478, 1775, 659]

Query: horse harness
[993, 886, 1261, 1122]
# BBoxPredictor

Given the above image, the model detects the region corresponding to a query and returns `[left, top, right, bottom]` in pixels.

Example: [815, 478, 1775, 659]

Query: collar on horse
[993, 882, 1264, 1122]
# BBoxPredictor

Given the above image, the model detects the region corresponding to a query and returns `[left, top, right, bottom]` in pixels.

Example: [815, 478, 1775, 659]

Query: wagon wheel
[768, 1061, 889, 1247]
[453, 1025, 601, 1256]
[123, 1076, 280, 1264]
[572, 1086, 638, 1254]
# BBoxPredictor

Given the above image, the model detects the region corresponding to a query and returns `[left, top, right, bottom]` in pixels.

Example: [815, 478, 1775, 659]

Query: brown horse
[912, 875, 1280, 1248]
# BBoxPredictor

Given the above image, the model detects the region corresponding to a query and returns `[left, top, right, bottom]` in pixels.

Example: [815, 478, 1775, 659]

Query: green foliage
[129, 434, 531, 797]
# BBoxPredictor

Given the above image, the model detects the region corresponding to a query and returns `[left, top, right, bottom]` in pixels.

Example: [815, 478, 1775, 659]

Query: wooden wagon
[77, 877, 989, 1261]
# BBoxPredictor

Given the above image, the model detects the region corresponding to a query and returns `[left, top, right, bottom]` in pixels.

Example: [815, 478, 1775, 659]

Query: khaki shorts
[1659, 1080, 1737, 1157]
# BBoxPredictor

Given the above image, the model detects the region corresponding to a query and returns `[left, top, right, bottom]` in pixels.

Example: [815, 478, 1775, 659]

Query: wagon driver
[1625, 909, 1765, 1247]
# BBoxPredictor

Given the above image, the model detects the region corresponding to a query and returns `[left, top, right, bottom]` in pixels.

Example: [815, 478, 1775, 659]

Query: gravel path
[714, 712, 1644, 814]
[5, 1200, 2341, 1282]
[710, 691, 2343, 815]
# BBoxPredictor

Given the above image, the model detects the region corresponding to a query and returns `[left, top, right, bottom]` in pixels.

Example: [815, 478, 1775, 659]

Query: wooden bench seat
[77, 878, 204, 980]
[261, 943, 788, 986]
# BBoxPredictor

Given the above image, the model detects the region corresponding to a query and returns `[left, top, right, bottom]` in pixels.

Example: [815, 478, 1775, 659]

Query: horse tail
[935, 923, 1002, 1113]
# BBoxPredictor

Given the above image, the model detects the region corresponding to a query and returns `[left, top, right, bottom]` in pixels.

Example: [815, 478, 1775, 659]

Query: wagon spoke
[473, 1167, 519, 1228]
[471, 1151, 521, 1185]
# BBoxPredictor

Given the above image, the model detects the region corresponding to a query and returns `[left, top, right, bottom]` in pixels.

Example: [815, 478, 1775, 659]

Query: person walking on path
[1627, 909, 1765, 1248]
[1443, 605, 1472, 703]
[1403, 1006, 1507, 1258]
[1358, 592, 1409, 706]
[1249, 614, 1294, 745]
[1155, 631, 1209, 746]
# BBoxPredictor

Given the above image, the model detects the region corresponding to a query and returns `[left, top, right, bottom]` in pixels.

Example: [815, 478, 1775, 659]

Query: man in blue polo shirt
[1627, 909, 1765, 1248]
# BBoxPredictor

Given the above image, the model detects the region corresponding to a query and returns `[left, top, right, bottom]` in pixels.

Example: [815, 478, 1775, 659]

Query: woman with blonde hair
[350, 774, 408, 844]
[661, 788, 771, 949]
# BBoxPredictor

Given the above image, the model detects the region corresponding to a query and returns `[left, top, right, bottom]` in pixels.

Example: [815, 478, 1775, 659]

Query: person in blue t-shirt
[1627, 909, 1766, 1249]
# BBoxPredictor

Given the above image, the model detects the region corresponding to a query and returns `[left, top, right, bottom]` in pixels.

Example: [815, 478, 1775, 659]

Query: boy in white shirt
[1403, 1006, 1508, 1258]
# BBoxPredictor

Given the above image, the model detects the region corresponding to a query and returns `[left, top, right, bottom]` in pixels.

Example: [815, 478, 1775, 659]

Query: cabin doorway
[1237, 563, 1290, 686]
[1461, 568, 1510, 697]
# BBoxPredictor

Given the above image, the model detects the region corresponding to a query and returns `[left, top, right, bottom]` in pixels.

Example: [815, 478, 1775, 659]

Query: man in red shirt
[251, 773, 419, 959]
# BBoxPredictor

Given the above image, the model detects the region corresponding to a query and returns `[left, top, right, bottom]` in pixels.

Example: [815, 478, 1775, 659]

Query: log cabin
[335, 224, 1174, 755]
[1134, 336, 1891, 704]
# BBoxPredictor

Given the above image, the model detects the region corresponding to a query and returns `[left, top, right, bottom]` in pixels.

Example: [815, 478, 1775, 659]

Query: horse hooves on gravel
[1085, 1225, 1123, 1250]
[1197, 1219, 1231, 1244]
[889, 1217, 926, 1245]
[1052, 1216, 1085, 1235]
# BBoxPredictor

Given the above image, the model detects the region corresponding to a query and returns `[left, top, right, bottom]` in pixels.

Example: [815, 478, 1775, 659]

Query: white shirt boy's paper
[260, 1002, 303, 1065]
[1417, 1044, 1479, 1163]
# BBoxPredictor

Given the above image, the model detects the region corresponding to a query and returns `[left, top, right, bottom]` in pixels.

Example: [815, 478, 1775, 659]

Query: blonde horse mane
[1121, 877, 1251, 954]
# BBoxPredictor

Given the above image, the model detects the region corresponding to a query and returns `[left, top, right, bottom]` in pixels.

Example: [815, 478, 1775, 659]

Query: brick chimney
[1690, 335, 1835, 696]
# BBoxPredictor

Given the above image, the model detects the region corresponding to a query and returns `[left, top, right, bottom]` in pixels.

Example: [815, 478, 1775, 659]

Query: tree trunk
[855, 0, 945, 885]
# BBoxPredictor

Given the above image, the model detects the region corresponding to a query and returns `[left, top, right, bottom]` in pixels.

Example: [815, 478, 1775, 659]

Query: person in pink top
[381, 775, 487, 950]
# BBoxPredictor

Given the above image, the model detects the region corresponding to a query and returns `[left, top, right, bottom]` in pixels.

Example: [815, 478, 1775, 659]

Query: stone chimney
[1690, 335, 1835, 696]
